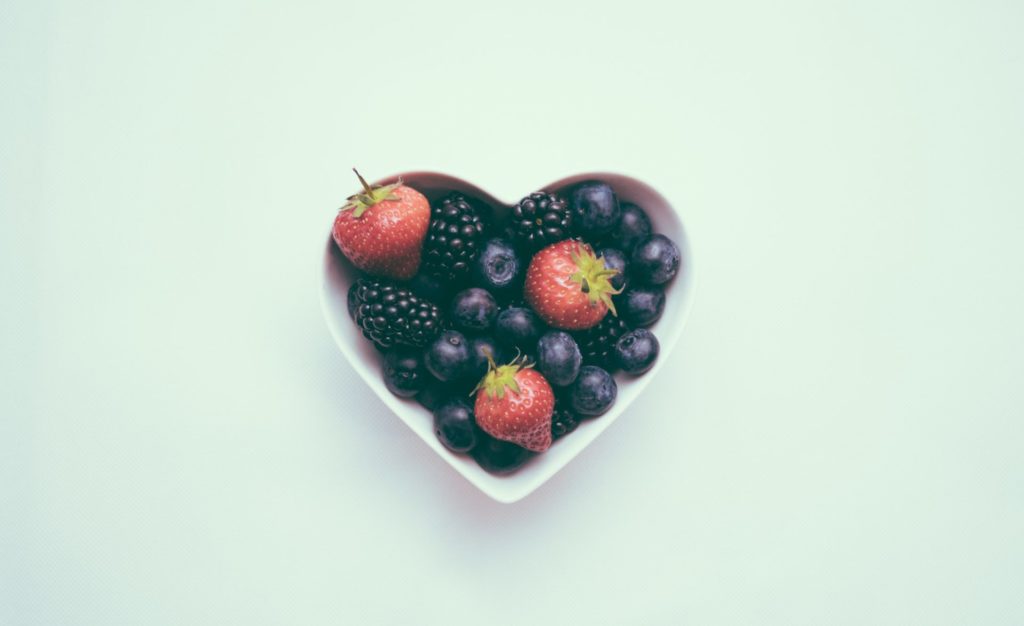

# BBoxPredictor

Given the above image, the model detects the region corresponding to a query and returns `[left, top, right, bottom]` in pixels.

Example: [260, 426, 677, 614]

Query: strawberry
[332, 169, 430, 280]
[474, 355, 555, 453]
[524, 240, 622, 330]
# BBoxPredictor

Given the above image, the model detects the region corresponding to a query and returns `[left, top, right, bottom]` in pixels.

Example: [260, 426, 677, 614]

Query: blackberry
[551, 402, 580, 440]
[422, 194, 487, 283]
[351, 278, 443, 350]
[511, 191, 572, 252]
[573, 315, 631, 370]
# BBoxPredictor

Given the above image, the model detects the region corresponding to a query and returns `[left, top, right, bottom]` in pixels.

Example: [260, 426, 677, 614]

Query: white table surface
[3, 1, 1023, 624]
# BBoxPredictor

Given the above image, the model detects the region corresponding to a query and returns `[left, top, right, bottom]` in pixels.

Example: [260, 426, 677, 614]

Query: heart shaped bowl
[320, 171, 695, 502]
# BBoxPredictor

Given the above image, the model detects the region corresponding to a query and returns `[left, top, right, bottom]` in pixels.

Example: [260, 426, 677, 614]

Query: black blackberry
[422, 194, 487, 283]
[573, 315, 631, 370]
[351, 278, 443, 350]
[511, 191, 572, 251]
[551, 402, 580, 440]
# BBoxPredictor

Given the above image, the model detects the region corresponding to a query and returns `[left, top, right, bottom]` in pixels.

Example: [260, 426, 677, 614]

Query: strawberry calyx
[569, 243, 623, 315]
[340, 168, 402, 218]
[474, 353, 532, 400]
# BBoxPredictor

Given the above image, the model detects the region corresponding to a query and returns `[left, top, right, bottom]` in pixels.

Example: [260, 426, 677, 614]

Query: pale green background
[2, 0, 1022, 624]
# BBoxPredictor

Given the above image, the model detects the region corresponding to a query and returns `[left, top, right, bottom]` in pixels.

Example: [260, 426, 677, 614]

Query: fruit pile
[333, 170, 681, 475]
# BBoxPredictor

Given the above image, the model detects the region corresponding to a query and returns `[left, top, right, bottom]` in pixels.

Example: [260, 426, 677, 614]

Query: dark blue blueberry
[621, 286, 665, 327]
[424, 330, 472, 382]
[450, 287, 498, 333]
[566, 180, 621, 238]
[473, 237, 523, 296]
[416, 378, 449, 412]
[613, 328, 659, 375]
[495, 307, 544, 351]
[570, 365, 617, 416]
[382, 347, 428, 398]
[470, 433, 533, 475]
[433, 399, 479, 453]
[408, 272, 451, 303]
[610, 203, 652, 252]
[596, 246, 629, 291]
[631, 234, 680, 285]
[468, 336, 504, 381]
[536, 331, 582, 387]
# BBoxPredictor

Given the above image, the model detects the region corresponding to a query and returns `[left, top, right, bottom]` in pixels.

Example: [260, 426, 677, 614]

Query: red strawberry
[332, 169, 430, 280]
[524, 240, 622, 330]
[474, 356, 555, 453]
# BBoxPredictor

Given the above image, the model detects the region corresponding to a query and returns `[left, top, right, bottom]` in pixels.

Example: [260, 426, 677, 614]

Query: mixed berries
[332, 172, 681, 475]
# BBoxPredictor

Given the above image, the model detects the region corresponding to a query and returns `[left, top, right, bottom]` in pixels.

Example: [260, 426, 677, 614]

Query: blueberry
[471, 433, 533, 475]
[613, 328, 659, 375]
[566, 180, 621, 237]
[409, 272, 451, 303]
[382, 347, 428, 398]
[570, 365, 617, 416]
[433, 399, 479, 453]
[450, 288, 498, 333]
[621, 286, 665, 327]
[424, 330, 472, 382]
[596, 246, 629, 291]
[473, 238, 523, 296]
[416, 378, 449, 412]
[536, 331, 582, 387]
[611, 203, 652, 252]
[495, 307, 544, 350]
[631, 234, 680, 285]
[468, 336, 504, 380]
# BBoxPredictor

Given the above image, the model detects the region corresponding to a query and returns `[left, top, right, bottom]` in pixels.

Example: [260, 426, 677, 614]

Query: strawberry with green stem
[332, 169, 430, 280]
[524, 240, 623, 330]
[474, 353, 555, 453]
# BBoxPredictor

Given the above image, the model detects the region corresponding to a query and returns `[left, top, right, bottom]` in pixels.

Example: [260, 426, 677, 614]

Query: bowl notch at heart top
[320, 171, 695, 503]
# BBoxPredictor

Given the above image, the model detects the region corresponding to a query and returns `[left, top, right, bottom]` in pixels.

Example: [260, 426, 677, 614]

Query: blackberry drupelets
[573, 314, 631, 370]
[511, 192, 572, 252]
[422, 194, 487, 284]
[551, 400, 581, 440]
[351, 278, 443, 350]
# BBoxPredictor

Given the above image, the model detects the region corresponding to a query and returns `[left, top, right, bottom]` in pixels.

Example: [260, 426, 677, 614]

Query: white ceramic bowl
[320, 172, 695, 503]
